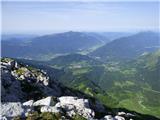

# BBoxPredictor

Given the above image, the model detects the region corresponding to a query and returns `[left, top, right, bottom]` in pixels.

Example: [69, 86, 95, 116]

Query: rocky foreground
[1, 58, 159, 120]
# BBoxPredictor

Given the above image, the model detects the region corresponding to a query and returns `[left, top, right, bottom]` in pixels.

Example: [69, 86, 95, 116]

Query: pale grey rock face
[58, 96, 95, 119]
[126, 113, 135, 117]
[37, 75, 49, 86]
[103, 115, 114, 120]
[1, 102, 24, 117]
[0, 116, 8, 120]
[14, 61, 19, 69]
[1, 60, 15, 70]
[58, 96, 89, 108]
[40, 106, 61, 113]
[1, 102, 34, 119]
[33, 96, 56, 106]
[117, 112, 135, 118]
[6, 60, 50, 86]
[1, 59, 62, 102]
[117, 112, 126, 116]
[115, 116, 125, 120]
[61, 104, 76, 117]
[23, 100, 34, 107]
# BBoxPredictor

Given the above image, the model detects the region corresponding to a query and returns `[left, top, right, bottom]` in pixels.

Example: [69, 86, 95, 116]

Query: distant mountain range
[91, 32, 132, 41]
[2, 31, 107, 60]
[1, 34, 37, 41]
[90, 31, 160, 61]
[2, 31, 159, 62]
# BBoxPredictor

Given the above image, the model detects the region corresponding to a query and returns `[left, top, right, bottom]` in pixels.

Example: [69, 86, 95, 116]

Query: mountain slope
[133, 50, 160, 91]
[2, 58, 159, 120]
[47, 53, 102, 68]
[2, 31, 105, 60]
[36, 50, 160, 118]
[90, 32, 160, 61]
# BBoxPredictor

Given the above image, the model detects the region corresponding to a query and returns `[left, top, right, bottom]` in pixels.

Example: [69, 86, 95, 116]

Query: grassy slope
[54, 51, 160, 118]
[16, 50, 160, 118]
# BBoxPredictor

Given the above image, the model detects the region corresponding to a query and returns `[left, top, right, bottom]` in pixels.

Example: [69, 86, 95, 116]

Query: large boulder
[33, 96, 56, 106]
[58, 96, 90, 108]
[40, 106, 62, 113]
[0, 59, 16, 70]
[58, 96, 95, 119]
[37, 75, 49, 86]
[23, 100, 34, 107]
[103, 115, 114, 120]
[1, 102, 25, 118]
[115, 115, 125, 120]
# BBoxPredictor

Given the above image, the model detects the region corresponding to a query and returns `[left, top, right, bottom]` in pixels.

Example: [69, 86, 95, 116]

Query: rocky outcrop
[1, 96, 95, 119]
[1, 58, 63, 102]
[58, 96, 95, 119]
[33, 96, 56, 106]
[103, 115, 113, 120]
[1, 102, 25, 118]
[40, 106, 62, 113]
[101, 111, 136, 120]
[1, 59, 96, 119]
[1, 96, 138, 120]
[1, 58, 49, 86]
[23, 100, 34, 107]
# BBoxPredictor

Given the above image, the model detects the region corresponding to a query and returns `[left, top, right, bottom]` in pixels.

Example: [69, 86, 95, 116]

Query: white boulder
[126, 113, 135, 117]
[58, 96, 89, 108]
[23, 100, 34, 107]
[118, 112, 126, 116]
[41, 106, 61, 113]
[115, 115, 125, 120]
[33, 96, 55, 106]
[0, 116, 8, 120]
[103, 115, 114, 120]
[58, 96, 95, 119]
[1, 102, 24, 117]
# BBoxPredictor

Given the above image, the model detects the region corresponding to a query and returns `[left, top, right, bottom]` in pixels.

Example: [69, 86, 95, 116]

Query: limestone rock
[41, 106, 61, 113]
[58, 96, 95, 119]
[103, 115, 114, 120]
[118, 112, 126, 116]
[58, 96, 90, 108]
[23, 100, 34, 107]
[1, 102, 24, 117]
[33, 96, 56, 106]
[0, 116, 8, 120]
[115, 115, 125, 120]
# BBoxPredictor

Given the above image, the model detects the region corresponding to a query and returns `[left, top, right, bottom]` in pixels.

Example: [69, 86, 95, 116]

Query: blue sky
[2, 0, 159, 34]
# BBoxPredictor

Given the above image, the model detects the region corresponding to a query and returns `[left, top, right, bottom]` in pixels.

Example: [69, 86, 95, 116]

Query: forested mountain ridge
[2, 31, 106, 60]
[90, 32, 160, 61]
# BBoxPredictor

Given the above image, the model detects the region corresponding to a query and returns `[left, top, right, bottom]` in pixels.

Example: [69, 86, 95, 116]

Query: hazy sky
[2, 0, 160, 34]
